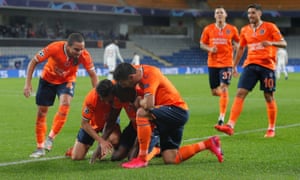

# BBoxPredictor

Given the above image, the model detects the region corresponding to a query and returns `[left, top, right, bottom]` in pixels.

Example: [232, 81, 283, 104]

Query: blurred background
[0, 0, 299, 77]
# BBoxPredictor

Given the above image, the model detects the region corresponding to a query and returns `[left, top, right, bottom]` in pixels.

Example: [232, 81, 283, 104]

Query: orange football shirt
[35, 41, 95, 84]
[137, 65, 188, 110]
[81, 88, 114, 132]
[200, 23, 240, 67]
[240, 22, 284, 70]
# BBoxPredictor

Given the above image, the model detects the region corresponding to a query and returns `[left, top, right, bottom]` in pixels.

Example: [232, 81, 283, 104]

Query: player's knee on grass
[71, 142, 89, 160]
[161, 149, 177, 164]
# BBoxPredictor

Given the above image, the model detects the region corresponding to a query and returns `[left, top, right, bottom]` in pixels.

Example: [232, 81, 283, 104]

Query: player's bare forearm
[233, 46, 245, 67]
[87, 69, 99, 88]
[272, 40, 287, 48]
[24, 59, 38, 98]
[261, 40, 287, 48]
[200, 43, 216, 53]
[81, 119, 103, 143]
[102, 108, 121, 139]
[139, 94, 155, 110]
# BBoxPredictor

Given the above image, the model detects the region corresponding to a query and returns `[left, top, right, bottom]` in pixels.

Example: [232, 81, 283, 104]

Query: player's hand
[261, 41, 273, 47]
[23, 84, 32, 98]
[90, 145, 101, 164]
[232, 66, 239, 78]
[210, 46, 217, 53]
[134, 96, 142, 108]
[99, 139, 113, 155]
[90, 140, 112, 164]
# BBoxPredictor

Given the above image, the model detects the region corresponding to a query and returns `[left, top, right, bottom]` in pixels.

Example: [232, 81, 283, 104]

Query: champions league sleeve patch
[38, 50, 45, 57]
[84, 107, 90, 114]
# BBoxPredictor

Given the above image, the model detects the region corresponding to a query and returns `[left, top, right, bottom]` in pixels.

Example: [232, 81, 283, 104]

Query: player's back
[141, 65, 188, 110]
[82, 88, 113, 131]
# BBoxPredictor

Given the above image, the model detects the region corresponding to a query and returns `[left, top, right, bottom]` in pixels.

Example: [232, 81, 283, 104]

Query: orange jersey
[113, 99, 136, 121]
[200, 23, 239, 67]
[81, 88, 115, 132]
[35, 41, 95, 84]
[137, 65, 188, 110]
[240, 22, 284, 70]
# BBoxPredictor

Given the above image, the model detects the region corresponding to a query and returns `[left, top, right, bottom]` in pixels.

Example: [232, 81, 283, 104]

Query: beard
[72, 57, 79, 66]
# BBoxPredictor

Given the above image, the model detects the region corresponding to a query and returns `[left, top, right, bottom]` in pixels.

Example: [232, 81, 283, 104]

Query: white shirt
[103, 43, 124, 68]
[131, 54, 140, 65]
[277, 48, 288, 65]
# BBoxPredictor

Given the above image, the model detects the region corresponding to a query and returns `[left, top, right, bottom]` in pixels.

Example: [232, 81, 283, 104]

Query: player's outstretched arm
[24, 58, 38, 98]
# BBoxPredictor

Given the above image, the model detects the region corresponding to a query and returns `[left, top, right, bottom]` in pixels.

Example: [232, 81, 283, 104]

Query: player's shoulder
[263, 21, 276, 27]
[85, 88, 98, 103]
[226, 23, 238, 30]
[142, 64, 159, 72]
[204, 23, 215, 30]
[261, 21, 280, 31]
[240, 24, 251, 33]
[47, 41, 65, 50]
[81, 49, 91, 56]
[80, 49, 92, 60]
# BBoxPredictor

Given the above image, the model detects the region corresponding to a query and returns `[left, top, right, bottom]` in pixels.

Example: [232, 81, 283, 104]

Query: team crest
[259, 29, 265, 35]
[143, 83, 149, 89]
[226, 29, 231, 35]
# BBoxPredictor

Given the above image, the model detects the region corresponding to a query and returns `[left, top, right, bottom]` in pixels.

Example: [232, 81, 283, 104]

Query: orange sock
[146, 147, 160, 161]
[136, 116, 152, 160]
[219, 90, 229, 118]
[266, 100, 277, 130]
[174, 142, 206, 164]
[49, 105, 70, 139]
[35, 115, 47, 148]
[228, 96, 244, 127]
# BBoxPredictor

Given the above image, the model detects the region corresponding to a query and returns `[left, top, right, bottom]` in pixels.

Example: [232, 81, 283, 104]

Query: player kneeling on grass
[112, 63, 224, 169]
[65, 79, 121, 160]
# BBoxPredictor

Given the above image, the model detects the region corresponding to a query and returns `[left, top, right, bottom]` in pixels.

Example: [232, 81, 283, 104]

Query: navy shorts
[208, 67, 232, 89]
[36, 78, 75, 106]
[150, 106, 189, 151]
[76, 128, 100, 146]
[119, 122, 160, 152]
[238, 64, 276, 92]
[119, 122, 137, 149]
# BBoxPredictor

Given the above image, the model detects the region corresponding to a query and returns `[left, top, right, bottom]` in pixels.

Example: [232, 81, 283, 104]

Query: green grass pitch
[0, 74, 299, 179]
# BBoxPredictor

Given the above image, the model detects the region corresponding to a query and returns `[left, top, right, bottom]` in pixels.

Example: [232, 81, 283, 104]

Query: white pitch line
[1, 123, 299, 167]
[183, 123, 300, 142]
[0, 156, 65, 167]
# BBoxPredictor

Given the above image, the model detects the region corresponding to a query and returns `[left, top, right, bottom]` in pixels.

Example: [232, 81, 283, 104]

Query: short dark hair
[247, 4, 262, 11]
[112, 83, 137, 103]
[113, 63, 137, 81]
[96, 79, 113, 98]
[215, 6, 225, 10]
[67, 33, 84, 46]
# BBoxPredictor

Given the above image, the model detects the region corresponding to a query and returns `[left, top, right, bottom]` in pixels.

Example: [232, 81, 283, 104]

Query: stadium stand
[130, 35, 195, 56]
[124, 0, 188, 9]
[207, 0, 300, 11]
[48, 0, 121, 6]
[1, 35, 300, 69]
